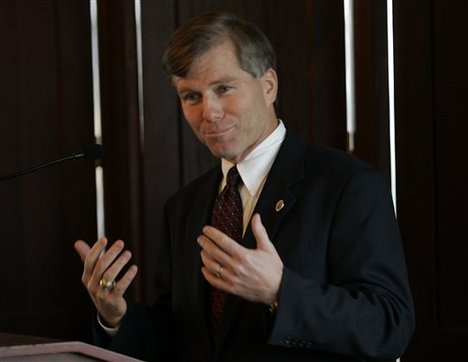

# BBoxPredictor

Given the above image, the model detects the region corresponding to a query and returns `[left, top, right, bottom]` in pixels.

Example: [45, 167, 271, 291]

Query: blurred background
[0, 0, 466, 360]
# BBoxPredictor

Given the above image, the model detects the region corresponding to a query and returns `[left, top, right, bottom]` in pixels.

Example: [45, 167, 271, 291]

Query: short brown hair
[162, 13, 276, 78]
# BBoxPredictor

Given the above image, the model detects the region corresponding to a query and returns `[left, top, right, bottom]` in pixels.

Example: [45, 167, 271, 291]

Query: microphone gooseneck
[0, 144, 105, 182]
[73, 144, 105, 161]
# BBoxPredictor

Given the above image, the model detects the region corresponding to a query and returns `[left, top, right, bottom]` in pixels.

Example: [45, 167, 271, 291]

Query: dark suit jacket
[97, 130, 414, 361]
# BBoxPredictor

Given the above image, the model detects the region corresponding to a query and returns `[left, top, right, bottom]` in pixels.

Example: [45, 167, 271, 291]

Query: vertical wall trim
[344, 0, 356, 153]
[90, 0, 105, 237]
[387, 0, 397, 213]
[134, 0, 145, 150]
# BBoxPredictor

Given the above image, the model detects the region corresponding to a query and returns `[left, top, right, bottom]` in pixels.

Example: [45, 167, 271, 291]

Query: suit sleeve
[92, 300, 173, 361]
[268, 169, 415, 360]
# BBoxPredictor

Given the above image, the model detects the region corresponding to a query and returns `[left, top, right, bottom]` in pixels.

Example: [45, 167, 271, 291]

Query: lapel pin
[275, 200, 285, 212]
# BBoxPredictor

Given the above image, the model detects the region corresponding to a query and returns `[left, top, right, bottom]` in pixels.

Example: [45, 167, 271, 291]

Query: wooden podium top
[0, 333, 142, 361]
[0, 332, 58, 347]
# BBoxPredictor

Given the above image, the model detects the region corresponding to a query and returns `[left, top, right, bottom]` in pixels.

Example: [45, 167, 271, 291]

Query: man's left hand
[198, 213, 283, 305]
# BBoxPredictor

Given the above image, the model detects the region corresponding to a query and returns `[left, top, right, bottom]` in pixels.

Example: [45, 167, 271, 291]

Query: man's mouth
[204, 126, 234, 138]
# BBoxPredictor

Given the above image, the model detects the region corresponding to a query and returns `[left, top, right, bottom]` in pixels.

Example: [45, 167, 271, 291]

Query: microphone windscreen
[82, 144, 104, 161]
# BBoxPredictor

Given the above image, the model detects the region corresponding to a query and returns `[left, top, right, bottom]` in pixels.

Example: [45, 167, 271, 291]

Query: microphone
[0, 144, 104, 182]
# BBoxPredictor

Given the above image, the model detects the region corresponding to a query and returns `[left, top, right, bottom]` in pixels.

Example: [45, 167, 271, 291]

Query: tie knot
[226, 166, 241, 187]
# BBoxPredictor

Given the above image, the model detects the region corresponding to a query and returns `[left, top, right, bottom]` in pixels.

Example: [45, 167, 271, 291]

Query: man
[75, 13, 414, 362]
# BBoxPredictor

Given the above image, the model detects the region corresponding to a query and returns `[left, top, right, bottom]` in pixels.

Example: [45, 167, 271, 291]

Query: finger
[101, 250, 133, 288]
[200, 247, 222, 275]
[112, 264, 138, 296]
[83, 237, 107, 284]
[92, 240, 125, 281]
[251, 214, 273, 251]
[74, 240, 91, 262]
[198, 234, 236, 270]
[201, 265, 231, 290]
[201, 225, 244, 256]
[83, 237, 108, 277]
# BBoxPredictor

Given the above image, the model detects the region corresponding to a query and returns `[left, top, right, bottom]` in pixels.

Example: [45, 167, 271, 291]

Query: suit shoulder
[274, 129, 387, 187]
[282, 129, 374, 176]
[305, 144, 372, 174]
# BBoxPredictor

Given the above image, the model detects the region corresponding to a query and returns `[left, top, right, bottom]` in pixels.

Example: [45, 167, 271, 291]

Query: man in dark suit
[75, 13, 414, 361]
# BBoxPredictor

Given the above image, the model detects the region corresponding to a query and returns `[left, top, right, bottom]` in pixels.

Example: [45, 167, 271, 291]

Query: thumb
[251, 213, 273, 250]
[74, 240, 91, 262]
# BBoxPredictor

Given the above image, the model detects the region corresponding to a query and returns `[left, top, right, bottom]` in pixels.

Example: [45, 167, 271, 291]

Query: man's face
[173, 40, 278, 164]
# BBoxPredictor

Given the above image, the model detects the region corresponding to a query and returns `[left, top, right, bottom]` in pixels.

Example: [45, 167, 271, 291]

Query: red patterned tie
[210, 166, 243, 341]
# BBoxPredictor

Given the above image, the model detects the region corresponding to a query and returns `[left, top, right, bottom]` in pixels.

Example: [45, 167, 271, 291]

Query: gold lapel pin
[275, 200, 285, 212]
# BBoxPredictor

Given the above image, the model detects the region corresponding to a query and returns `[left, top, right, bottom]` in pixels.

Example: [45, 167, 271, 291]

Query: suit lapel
[245, 129, 306, 249]
[184, 167, 221, 351]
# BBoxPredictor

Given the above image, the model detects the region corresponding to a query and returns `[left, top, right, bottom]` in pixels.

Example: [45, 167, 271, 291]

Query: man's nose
[202, 96, 224, 122]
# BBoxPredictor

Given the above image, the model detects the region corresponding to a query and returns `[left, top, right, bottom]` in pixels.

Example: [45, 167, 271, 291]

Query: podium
[0, 333, 142, 361]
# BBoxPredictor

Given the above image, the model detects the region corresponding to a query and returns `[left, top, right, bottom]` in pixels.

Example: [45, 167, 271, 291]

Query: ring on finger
[216, 264, 223, 279]
[99, 278, 116, 291]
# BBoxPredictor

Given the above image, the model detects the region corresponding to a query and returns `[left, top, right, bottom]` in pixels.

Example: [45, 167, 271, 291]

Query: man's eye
[183, 93, 200, 104]
[216, 85, 232, 94]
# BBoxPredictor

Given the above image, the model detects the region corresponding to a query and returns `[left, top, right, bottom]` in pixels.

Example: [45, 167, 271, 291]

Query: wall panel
[395, 0, 468, 359]
[0, 0, 96, 341]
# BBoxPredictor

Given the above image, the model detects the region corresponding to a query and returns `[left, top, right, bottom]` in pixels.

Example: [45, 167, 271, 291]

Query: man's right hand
[74, 237, 138, 328]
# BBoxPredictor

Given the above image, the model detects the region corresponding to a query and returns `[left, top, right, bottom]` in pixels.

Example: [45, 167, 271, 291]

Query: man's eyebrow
[209, 76, 237, 85]
[175, 76, 238, 94]
[176, 87, 194, 95]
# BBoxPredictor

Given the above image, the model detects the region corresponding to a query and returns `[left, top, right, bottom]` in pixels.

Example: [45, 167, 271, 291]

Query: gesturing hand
[74, 237, 138, 328]
[198, 213, 283, 305]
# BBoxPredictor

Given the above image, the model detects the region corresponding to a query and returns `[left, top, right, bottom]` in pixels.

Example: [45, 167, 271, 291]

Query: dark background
[0, 1, 466, 360]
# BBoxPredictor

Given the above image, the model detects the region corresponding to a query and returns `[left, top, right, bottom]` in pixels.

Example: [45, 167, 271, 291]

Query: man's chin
[208, 147, 237, 162]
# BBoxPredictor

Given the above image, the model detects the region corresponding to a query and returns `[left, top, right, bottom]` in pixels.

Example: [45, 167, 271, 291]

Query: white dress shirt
[220, 120, 286, 234]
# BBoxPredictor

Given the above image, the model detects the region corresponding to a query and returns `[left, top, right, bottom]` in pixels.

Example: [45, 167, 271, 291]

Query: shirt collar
[221, 120, 286, 196]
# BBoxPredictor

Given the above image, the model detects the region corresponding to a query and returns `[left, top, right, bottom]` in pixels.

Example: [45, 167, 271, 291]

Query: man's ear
[261, 68, 278, 104]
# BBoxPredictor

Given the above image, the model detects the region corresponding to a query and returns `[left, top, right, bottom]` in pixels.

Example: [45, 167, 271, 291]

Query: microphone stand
[0, 146, 101, 182]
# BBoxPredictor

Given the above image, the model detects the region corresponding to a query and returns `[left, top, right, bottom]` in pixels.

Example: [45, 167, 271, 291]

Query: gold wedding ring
[216, 264, 223, 279]
[99, 278, 116, 291]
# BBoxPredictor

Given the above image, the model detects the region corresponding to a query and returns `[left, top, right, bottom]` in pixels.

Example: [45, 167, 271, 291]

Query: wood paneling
[140, 0, 181, 301]
[395, 0, 468, 359]
[0, 0, 96, 341]
[97, 0, 144, 300]
[432, 0, 468, 329]
[353, 0, 390, 179]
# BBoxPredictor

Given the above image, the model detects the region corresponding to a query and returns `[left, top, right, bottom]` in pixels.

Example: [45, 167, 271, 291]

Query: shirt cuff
[97, 313, 120, 337]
